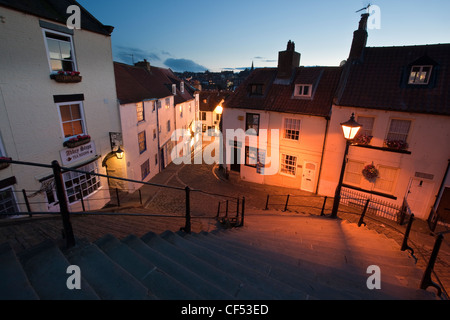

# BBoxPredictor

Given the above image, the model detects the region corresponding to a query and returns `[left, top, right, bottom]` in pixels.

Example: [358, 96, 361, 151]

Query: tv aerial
[356, 3, 371, 13]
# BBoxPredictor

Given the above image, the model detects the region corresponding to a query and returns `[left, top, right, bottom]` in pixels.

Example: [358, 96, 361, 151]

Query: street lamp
[330, 113, 362, 218]
[115, 146, 124, 159]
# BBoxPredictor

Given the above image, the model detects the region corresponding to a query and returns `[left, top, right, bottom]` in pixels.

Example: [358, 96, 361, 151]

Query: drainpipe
[315, 115, 330, 194]
[155, 99, 162, 173]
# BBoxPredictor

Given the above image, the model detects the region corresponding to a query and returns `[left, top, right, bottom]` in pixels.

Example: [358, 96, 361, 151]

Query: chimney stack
[276, 40, 300, 83]
[135, 59, 151, 71]
[348, 13, 369, 61]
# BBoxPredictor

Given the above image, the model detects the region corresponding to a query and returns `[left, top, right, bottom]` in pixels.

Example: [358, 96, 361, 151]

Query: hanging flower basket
[50, 71, 82, 83]
[354, 134, 373, 145]
[362, 163, 379, 181]
[63, 135, 91, 148]
[384, 139, 408, 150]
[0, 157, 11, 170]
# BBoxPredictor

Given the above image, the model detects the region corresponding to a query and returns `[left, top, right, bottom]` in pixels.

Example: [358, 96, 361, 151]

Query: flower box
[354, 134, 373, 145]
[64, 135, 91, 148]
[50, 71, 82, 83]
[384, 139, 408, 150]
[0, 157, 11, 170]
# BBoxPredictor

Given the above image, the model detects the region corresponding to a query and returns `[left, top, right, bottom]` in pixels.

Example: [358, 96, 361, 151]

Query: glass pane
[63, 123, 74, 137]
[50, 59, 63, 72]
[47, 39, 61, 60]
[60, 41, 72, 60]
[60, 105, 72, 121]
[72, 120, 83, 135]
[70, 105, 82, 120]
[62, 60, 74, 72]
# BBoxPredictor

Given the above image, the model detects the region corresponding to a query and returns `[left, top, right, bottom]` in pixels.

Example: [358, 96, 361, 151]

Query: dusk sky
[77, 0, 450, 72]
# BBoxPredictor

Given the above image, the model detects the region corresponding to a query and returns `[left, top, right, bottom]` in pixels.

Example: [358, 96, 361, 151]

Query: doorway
[406, 178, 434, 219]
[230, 147, 241, 172]
[301, 161, 317, 192]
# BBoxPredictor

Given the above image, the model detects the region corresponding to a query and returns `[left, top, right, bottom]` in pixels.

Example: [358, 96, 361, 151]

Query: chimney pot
[276, 41, 300, 82]
[135, 59, 151, 71]
[348, 14, 369, 61]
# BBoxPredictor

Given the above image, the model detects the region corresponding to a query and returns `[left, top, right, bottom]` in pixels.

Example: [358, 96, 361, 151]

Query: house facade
[222, 42, 342, 192]
[319, 14, 450, 222]
[110, 60, 198, 192]
[199, 91, 231, 135]
[0, 0, 120, 214]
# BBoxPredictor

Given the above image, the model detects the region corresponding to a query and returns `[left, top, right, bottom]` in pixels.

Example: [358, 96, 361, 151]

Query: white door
[45, 187, 60, 212]
[301, 161, 316, 192]
[406, 178, 434, 219]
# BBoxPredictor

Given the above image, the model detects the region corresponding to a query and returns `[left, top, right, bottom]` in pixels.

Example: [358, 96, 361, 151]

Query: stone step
[66, 242, 154, 300]
[94, 234, 201, 300]
[158, 230, 312, 300]
[0, 242, 38, 300]
[141, 231, 271, 299]
[122, 234, 233, 300]
[19, 240, 99, 300]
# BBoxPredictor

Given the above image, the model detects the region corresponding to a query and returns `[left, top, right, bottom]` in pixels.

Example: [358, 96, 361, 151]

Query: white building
[0, 0, 121, 214]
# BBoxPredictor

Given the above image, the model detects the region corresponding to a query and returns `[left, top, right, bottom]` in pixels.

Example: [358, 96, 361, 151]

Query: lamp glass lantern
[341, 113, 362, 140]
[115, 146, 124, 159]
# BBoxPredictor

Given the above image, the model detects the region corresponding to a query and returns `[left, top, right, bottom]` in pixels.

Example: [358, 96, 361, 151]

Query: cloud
[163, 58, 207, 72]
[114, 45, 161, 64]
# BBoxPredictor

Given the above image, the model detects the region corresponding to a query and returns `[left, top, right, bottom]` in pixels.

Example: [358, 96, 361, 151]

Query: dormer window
[250, 84, 263, 96]
[294, 84, 312, 98]
[408, 65, 432, 85]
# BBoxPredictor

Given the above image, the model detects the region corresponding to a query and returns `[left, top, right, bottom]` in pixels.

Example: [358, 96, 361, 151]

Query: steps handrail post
[283, 194, 290, 212]
[236, 197, 239, 220]
[184, 186, 191, 234]
[401, 213, 415, 258]
[22, 189, 32, 217]
[265, 194, 269, 210]
[358, 199, 370, 227]
[420, 234, 443, 296]
[116, 188, 120, 207]
[320, 196, 327, 216]
[79, 190, 85, 212]
[52, 160, 75, 248]
[239, 197, 245, 227]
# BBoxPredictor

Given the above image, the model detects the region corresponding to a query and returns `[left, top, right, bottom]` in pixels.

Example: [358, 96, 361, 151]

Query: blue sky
[77, 0, 450, 72]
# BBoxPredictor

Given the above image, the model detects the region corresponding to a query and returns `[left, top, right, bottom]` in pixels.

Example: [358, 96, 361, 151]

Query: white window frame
[356, 116, 375, 137]
[56, 101, 87, 142]
[408, 65, 432, 85]
[42, 28, 78, 74]
[280, 154, 297, 177]
[386, 118, 412, 143]
[63, 162, 101, 204]
[283, 118, 301, 141]
[294, 84, 312, 98]
[0, 186, 19, 215]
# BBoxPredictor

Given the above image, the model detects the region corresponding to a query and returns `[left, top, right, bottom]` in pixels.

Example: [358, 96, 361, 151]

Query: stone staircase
[0, 214, 438, 300]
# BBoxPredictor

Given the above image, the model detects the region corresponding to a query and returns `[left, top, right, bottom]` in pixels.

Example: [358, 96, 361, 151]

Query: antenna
[356, 3, 371, 13]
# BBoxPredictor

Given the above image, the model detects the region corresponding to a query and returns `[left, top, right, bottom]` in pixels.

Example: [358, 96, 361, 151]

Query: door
[406, 178, 434, 219]
[230, 147, 241, 172]
[301, 161, 316, 192]
[45, 187, 60, 212]
[436, 187, 450, 224]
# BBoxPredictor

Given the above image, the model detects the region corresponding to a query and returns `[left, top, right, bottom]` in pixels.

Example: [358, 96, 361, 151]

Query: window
[167, 120, 171, 132]
[386, 119, 411, 143]
[354, 116, 375, 144]
[294, 84, 312, 98]
[0, 187, 19, 215]
[141, 159, 150, 180]
[181, 82, 185, 93]
[409, 65, 432, 84]
[153, 129, 157, 140]
[0, 135, 6, 157]
[374, 166, 399, 193]
[58, 102, 86, 140]
[44, 30, 76, 72]
[179, 105, 183, 118]
[63, 162, 101, 204]
[155, 154, 158, 166]
[136, 102, 145, 122]
[201, 112, 207, 121]
[216, 113, 220, 121]
[280, 154, 297, 176]
[138, 131, 147, 154]
[165, 98, 171, 108]
[245, 113, 260, 136]
[152, 101, 156, 112]
[344, 160, 364, 185]
[172, 84, 177, 95]
[250, 84, 263, 95]
[245, 146, 258, 168]
[284, 118, 301, 140]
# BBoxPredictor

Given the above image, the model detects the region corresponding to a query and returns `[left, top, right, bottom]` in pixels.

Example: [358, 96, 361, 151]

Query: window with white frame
[386, 119, 411, 143]
[165, 98, 171, 108]
[343, 160, 364, 186]
[138, 131, 147, 154]
[374, 166, 399, 193]
[141, 159, 150, 180]
[245, 146, 258, 168]
[294, 84, 312, 98]
[63, 162, 101, 204]
[280, 154, 297, 176]
[44, 30, 76, 73]
[58, 102, 86, 140]
[409, 65, 432, 85]
[356, 116, 375, 137]
[0, 187, 19, 215]
[283, 118, 301, 140]
[245, 113, 260, 136]
[136, 102, 145, 122]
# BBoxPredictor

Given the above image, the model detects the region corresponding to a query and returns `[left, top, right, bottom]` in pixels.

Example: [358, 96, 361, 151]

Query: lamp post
[330, 113, 362, 218]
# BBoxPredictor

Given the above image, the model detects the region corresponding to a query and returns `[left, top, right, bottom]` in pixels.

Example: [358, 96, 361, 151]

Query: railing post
[401, 214, 416, 260]
[264, 195, 270, 210]
[79, 190, 85, 212]
[183, 186, 191, 234]
[358, 199, 370, 227]
[239, 197, 245, 227]
[216, 201, 221, 218]
[236, 197, 239, 221]
[320, 196, 327, 216]
[22, 189, 32, 217]
[139, 189, 142, 205]
[52, 160, 75, 248]
[420, 234, 443, 297]
[116, 188, 120, 207]
[283, 194, 290, 212]
[225, 200, 229, 218]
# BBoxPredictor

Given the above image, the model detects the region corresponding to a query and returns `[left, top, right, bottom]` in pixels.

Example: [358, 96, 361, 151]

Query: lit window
[141, 159, 150, 180]
[280, 154, 297, 176]
[63, 162, 101, 204]
[138, 131, 147, 154]
[284, 118, 301, 140]
[374, 166, 399, 193]
[294, 84, 312, 98]
[58, 102, 86, 140]
[245, 113, 260, 136]
[44, 30, 76, 73]
[409, 65, 432, 84]
[344, 160, 364, 186]
[136, 102, 144, 122]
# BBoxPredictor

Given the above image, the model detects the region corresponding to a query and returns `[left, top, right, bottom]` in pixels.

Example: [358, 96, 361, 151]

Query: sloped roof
[200, 91, 232, 112]
[0, 0, 114, 35]
[224, 67, 342, 117]
[336, 44, 450, 115]
[113, 62, 194, 105]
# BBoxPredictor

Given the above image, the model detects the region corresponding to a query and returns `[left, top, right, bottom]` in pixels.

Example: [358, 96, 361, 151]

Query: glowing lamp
[341, 113, 361, 140]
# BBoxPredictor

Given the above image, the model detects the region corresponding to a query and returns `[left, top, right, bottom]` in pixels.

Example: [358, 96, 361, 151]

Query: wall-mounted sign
[60, 141, 96, 166]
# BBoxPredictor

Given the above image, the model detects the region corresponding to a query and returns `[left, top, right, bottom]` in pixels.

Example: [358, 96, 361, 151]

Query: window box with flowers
[63, 135, 91, 148]
[353, 134, 373, 145]
[0, 157, 11, 170]
[384, 139, 408, 150]
[362, 163, 379, 182]
[50, 71, 82, 83]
